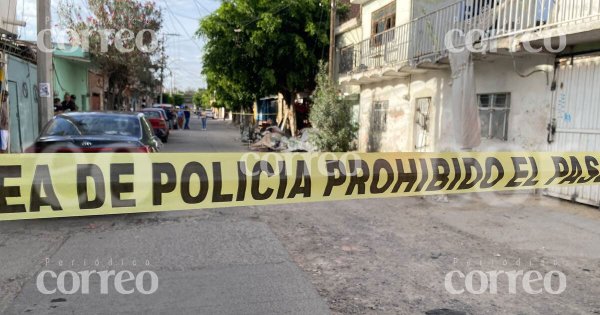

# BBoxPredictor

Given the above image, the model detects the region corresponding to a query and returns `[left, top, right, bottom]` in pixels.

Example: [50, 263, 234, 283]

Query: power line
[173, 67, 201, 79]
[169, 11, 204, 21]
[192, 0, 213, 15]
[160, 0, 203, 51]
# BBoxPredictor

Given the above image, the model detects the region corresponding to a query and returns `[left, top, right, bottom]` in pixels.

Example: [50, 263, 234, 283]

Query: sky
[14, 0, 219, 92]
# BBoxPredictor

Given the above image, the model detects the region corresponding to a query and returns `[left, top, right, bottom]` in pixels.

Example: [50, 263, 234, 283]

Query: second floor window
[371, 1, 396, 46]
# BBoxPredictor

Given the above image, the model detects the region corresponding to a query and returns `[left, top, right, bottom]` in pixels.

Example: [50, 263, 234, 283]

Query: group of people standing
[177, 106, 191, 130]
[50, 95, 209, 132]
[172, 106, 209, 131]
[53, 93, 79, 114]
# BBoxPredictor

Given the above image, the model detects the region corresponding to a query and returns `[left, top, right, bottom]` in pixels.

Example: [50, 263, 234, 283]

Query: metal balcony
[339, 0, 600, 77]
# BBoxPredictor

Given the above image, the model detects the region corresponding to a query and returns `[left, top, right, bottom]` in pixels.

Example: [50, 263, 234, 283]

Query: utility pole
[328, 0, 337, 81]
[37, 0, 53, 131]
[159, 45, 165, 105]
[170, 71, 174, 97]
[159, 33, 179, 105]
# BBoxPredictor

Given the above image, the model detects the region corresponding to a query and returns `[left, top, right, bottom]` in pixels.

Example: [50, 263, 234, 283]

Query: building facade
[53, 47, 92, 111]
[88, 70, 106, 111]
[1, 4, 36, 153]
[337, 0, 600, 206]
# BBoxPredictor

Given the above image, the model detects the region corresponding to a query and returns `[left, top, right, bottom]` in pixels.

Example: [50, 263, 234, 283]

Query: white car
[205, 111, 215, 119]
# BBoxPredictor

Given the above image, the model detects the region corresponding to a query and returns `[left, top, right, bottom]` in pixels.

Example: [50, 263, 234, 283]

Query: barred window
[372, 101, 388, 132]
[479, 93, 510, 141]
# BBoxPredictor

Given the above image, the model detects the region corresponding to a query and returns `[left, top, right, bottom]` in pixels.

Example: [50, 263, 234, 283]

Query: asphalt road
[2, 118, 600, 315]
[0, 118, 329, 315]
[162, 117, 249, 153]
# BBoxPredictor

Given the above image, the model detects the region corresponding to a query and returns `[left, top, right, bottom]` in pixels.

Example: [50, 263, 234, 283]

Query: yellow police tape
[0, 152, 599, 221]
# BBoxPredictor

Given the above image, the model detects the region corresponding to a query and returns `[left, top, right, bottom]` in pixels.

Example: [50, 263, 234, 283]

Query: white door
[547, 55, 600, 207]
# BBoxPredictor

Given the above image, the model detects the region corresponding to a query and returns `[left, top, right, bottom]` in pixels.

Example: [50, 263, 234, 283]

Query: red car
[141, 108, 170, 143]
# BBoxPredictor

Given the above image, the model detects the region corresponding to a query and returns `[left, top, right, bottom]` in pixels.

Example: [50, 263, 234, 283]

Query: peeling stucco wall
[473, 55, 554, 152]
[355, 54, 554, 153]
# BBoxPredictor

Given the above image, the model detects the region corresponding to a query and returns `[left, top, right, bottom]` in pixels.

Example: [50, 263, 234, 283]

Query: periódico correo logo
[445, 270, 566, 295]
[36, 270, 159, 295]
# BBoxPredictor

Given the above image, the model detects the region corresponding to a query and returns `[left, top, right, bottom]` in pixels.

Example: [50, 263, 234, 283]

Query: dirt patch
[255, 195, 600, 314]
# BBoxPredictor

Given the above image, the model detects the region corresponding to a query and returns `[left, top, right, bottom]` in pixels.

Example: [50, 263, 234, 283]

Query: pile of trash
[250, 126, 317, 152]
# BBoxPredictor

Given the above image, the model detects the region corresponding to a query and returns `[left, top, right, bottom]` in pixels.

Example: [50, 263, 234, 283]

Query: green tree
[172, 93, 185, 106]
[309, 62, 357, 152]
[197, 0, 330, 113]
[192, 89, 206, 108]
[58, 0, 163, 109]
[158, 93, 173, 105]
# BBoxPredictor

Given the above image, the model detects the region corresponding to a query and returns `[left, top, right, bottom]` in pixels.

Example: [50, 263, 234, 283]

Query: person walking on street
[164, 107, 174, 130]
[177, 107, 184, 129]
[201, 109, 208, 131]
[184, 106, 191, 130]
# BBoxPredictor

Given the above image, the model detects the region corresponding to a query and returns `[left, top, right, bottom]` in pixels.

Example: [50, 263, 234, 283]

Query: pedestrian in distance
[53, 98, 63, 114]
[177, 107, 185, 129]
[171, 108, 178, 130]
[201, 109, 208, 131]
[61, 93, 78, 112]
[70, 95, 79, 111]
[61, 93, 71, 111]
[184, 106, 191, 130]
[164, 107, 174, 130]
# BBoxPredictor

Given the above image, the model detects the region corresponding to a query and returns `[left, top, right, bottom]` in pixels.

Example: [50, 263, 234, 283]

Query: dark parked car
[25, 112, 162, 153]
[141, 108, 170, 142]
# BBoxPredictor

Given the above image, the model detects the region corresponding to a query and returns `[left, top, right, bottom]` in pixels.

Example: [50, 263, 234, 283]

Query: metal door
[7, 55, 38, 153]
[91, 94, 101, 111]
[414, 98, 432, 152]
[547, 55, 600, 207]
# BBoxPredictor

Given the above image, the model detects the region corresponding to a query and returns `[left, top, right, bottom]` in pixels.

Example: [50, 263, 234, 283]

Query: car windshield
[42, 115, 141, 137]
[143, 111, 162, 119]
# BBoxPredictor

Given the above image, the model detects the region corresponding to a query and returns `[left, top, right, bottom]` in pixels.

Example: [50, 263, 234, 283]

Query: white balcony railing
[339, 0, 600, 76]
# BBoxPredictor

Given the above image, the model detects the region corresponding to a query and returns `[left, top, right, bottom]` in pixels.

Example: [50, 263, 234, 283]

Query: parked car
[205, 110, 215, 119]
[141, 108, 170, 142]
[153, 104, 176, 129]
[25, 112, 162, 153]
